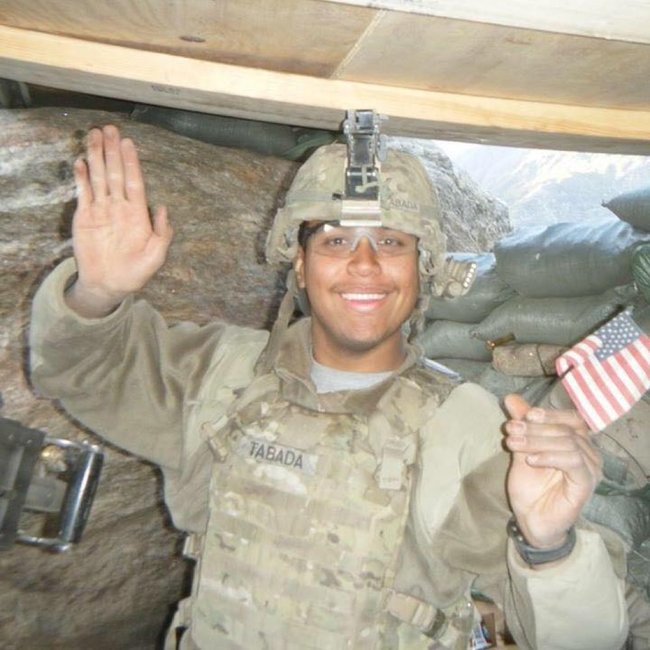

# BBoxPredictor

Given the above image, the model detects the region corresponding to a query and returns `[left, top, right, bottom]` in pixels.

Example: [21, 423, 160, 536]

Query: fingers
[73, 158, 91, 214]
[504, 393, 530, 421]
[505, 393, 589, 437]
[142, 206, 173, 271]
[506, 423, 601, 466]
[504, 392, 601, 481]
[83, 125, 143, 206]
[86, 127, 108, 204]
[505, 419, 603, 483]
[524, 405, 589, 436]
[103, 125, 125, 200]
[121, 136, 147, 207]
[152, 205, 173, 243]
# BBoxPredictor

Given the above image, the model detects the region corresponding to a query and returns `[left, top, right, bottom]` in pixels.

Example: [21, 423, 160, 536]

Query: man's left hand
[503, 393, 603, 551]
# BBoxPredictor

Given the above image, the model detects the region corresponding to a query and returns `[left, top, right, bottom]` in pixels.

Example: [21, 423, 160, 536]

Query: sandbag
[430, 358, 490, 384]
[603, 186, 650, 232]
[416, 320, 492, 361]
[632, 244, 650, 303]
[477, 368, 553, 402]
[628, 539, 650, 601]
[583, 485, 650, 549]
[494, 221, 649, 297]
[492, 343, 566, 377]
[600, 399, 650, 479]
[131, 104, 336, 160]
[425, 253, 515, 323]
[428, 358, 553, 402]
[633, 304, 650, 334]
[471, 285, 637, 346]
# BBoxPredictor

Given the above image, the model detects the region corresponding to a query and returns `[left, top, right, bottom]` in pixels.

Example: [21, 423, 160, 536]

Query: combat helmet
[258, 110, 476, 371]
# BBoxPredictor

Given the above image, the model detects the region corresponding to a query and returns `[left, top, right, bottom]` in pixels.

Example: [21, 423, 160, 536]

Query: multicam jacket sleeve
[29, 258, 267, 514]
[416, 382, 629, 650]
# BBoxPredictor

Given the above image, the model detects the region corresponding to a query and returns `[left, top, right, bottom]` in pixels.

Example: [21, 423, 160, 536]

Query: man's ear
[294, 247, 306, 289]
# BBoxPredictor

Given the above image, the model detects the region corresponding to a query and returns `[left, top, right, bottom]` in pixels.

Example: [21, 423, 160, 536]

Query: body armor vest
[186, 365, 476, 650]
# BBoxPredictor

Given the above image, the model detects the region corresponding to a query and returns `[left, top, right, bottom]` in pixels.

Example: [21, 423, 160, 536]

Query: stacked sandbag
[419, 253, 512, 360]
[493, 220, 646, 297]
[472, 285, 637, 345]
[417, 252, 548, 399]
[416, 219, 650, 403]
[604, 185, 650, 233]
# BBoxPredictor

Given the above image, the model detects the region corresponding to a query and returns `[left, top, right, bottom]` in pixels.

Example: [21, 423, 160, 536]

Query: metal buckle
[341, 109, 386, 225]
[0, 417, 103, 552]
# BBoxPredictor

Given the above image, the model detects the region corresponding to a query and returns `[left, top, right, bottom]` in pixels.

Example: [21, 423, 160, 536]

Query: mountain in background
[431, 142, 650, 228]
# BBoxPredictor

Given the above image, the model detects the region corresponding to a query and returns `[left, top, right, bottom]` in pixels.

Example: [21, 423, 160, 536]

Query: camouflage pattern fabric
[186, 358, 476, 649]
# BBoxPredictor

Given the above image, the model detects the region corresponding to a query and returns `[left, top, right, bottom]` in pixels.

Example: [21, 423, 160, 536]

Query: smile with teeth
[341, 292, 387, 301]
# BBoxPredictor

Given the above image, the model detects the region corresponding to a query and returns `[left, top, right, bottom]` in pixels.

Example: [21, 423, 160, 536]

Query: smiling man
[29, 112, 630, 649]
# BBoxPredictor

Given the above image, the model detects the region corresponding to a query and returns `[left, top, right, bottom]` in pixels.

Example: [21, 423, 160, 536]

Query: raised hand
[65, 125, 173, 317]
[503, 394, 603, 551]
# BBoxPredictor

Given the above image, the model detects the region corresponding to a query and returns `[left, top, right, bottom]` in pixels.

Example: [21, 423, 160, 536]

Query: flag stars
[595, 312, 642, 360]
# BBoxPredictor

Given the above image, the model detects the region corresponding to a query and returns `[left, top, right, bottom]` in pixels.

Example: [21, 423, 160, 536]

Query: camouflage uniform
[30, 260, 629, 650]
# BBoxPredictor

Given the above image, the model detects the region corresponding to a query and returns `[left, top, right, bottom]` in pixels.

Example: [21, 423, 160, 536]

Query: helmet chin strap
[254, 269, 300, 376]
[407, 293, 429, 343]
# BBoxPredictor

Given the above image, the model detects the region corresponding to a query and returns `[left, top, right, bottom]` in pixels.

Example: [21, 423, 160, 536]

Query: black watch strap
[507, 517, 577, 566]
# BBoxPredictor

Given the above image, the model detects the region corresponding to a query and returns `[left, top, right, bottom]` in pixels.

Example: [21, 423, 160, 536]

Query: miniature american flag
[555, 310, 650, 432]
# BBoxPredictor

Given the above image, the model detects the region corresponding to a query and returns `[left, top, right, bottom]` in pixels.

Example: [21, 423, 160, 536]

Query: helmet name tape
[388, 197, 420, 213]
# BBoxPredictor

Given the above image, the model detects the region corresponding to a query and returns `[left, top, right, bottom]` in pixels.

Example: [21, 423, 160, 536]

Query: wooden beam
[1, 25, 650, 153]
[322, 0, 650, 44]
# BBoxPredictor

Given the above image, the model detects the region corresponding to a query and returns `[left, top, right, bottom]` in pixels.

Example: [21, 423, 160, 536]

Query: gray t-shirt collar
[310, 358, 393, 394]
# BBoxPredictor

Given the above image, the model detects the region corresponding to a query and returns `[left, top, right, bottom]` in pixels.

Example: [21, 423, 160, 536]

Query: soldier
[30, 117, 629, 650]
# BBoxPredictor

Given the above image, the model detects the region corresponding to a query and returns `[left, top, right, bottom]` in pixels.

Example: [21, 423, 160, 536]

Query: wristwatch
[507, 517, 577, 566]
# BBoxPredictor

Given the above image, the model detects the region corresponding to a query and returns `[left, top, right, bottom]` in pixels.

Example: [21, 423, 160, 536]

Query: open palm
[70, 125, 173, 314]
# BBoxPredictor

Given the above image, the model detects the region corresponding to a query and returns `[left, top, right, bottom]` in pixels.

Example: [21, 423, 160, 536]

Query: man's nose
[348, 236, 380, 273]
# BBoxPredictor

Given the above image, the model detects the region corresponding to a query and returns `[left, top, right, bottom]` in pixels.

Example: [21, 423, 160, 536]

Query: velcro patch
[235, 435, 318, 475]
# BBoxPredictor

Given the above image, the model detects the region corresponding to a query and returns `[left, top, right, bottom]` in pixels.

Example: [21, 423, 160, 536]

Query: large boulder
[389, 137, 512, 252]
[0, 107, 510, 649]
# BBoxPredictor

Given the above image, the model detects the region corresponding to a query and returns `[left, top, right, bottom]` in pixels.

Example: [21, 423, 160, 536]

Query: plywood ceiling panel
[1, 0, 650, 150]
[336, 12, 650, 109]
[323, 0, 650, 44]
[3, 25, 650, 154]
[0, 0, 376, 76]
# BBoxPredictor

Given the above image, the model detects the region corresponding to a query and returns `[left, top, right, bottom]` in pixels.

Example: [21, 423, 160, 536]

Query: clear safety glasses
[304, 223, 418, 259]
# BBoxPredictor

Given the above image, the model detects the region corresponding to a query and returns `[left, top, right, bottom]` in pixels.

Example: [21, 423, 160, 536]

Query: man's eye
[326, 236, 348, 247]
[379, 237, 403, 247]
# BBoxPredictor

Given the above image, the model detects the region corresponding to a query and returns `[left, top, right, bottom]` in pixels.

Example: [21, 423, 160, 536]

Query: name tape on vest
[235, 435, 318, 475]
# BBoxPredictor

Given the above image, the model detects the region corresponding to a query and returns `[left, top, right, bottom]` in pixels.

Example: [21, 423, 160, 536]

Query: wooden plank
[335, 12, 650, 110]
[322, 0, 650, 44]
[0, 0, 376, 76]
[2, 26, 650, 153]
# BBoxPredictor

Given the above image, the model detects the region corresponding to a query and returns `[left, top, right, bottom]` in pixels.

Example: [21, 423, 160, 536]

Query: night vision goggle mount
[341, 109, 387, 226]
[0, 416, 103, 552]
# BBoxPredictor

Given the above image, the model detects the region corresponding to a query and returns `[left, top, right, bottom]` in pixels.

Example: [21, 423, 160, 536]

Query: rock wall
[0, 107, 510, 649]
[390, 137, 511, 252]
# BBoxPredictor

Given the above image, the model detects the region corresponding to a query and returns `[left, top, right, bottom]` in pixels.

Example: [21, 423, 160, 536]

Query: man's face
[294, 224, 420, 371]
